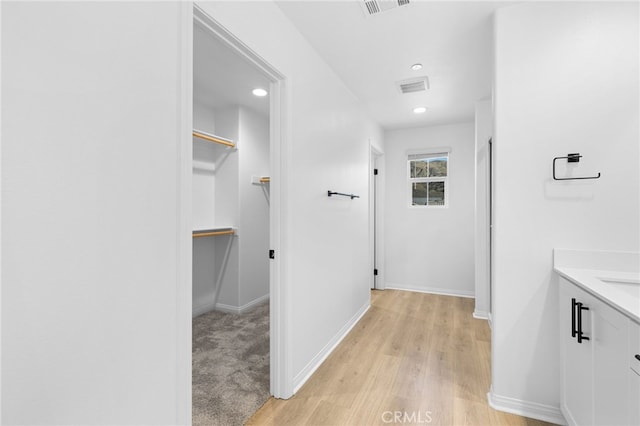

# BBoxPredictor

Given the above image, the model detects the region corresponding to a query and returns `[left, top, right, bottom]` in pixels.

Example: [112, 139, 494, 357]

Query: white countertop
[554, 266, 640, 322]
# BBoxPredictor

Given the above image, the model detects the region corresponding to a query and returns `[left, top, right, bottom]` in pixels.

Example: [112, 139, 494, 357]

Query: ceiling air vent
[396, 76, 430, 94]
[361, 0, 410, 17]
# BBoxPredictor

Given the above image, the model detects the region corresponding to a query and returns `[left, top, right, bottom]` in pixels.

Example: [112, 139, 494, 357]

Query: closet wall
[237, 107, 270, 308]
[192, 101, 270, 316]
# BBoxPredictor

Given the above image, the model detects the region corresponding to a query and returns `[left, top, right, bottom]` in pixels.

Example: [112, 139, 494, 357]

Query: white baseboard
[487, 388, 566, 425]
[473, 309, 489, 320]
[193, 293, 270, 317]
[216, 294, 270, 314]
[193, 300, 215, 318]
[386, 283, 474, 298]
[293, 301, 370, 393]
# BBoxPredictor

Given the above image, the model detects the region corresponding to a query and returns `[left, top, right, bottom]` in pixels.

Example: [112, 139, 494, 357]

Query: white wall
[192, 105, 270, 315]
[192, 105, 240, 314]
[474, 99, 492, 319]
[238, 107, 270, 308]
[1, 2, 189, 424]
[384, 123, 475, 297]
[491, 2, 639, 422]
[195, 1, 383, 392]
[192, 102, 220, 315]
[212, 107, 240, 228]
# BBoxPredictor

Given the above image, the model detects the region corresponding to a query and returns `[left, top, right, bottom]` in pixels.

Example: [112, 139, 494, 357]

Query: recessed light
[413, 106, 427, 114]
[411, 63, 423, 71]
[252, 88, 268, 97]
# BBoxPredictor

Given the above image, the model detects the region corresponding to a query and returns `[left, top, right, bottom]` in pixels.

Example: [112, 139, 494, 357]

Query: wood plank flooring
[247, 290, 552, 426]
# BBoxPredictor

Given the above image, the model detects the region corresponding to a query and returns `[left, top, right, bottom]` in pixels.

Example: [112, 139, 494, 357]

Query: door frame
[488, 137, 494, 320]
[473, 99, 493, 321]
[177, 4, 292, 422]
[369, 145, 384, 290]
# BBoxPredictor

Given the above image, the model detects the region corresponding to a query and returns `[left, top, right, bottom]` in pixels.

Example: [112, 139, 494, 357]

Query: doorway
[189, 5, 287, 424]
[370, 146, 384, 290]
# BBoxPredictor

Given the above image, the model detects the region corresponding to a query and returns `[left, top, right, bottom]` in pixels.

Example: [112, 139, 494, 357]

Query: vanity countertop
[554, 266, 640, 322]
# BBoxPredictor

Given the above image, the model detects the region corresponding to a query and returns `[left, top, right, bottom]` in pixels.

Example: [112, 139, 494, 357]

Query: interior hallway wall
[2, 2, 188, 424]
[196, 1, 384, 394]
[384, 122, 475, 297]
[491, 2, 639, 422]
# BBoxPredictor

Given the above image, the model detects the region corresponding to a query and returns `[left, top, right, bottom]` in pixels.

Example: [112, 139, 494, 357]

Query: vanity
[554, 249, 640, 426]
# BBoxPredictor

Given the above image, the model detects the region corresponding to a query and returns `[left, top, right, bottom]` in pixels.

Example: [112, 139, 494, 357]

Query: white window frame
[407, 149, 450, 208]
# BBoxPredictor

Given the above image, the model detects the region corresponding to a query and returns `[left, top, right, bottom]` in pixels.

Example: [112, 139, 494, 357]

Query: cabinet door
[592, 300, 628, 425]
[630, 369, 640, 426]
[559, 278, 593, 426]
[629, 321, 640, 425]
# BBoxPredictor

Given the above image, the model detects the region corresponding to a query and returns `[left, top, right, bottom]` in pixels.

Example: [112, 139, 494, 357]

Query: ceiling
[194, 21, 271, 117]
[276, 1, 509, 130]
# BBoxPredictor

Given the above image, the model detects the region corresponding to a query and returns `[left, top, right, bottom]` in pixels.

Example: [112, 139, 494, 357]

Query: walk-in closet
[191, 11, 271, 426]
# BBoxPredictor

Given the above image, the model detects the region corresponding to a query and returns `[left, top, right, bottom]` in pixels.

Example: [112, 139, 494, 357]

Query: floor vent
[396, 76, 429, 94]
[361, 0, 410, 17]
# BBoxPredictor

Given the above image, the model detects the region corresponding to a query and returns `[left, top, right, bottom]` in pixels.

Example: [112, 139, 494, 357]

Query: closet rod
[192, 130, 236, 148]
[192, 229, 235, 238]
[259, 177, 270, 183]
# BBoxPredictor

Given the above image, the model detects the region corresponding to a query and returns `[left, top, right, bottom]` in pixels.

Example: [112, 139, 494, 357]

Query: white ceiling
[276, 1, 509, 130]
[194, 21, 271, 117]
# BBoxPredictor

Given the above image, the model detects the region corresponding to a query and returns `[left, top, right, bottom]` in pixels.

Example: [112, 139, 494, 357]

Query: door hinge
[269, 249, 275, 259]
[374, 269, 378, 276]
[374, 168, 379, 175]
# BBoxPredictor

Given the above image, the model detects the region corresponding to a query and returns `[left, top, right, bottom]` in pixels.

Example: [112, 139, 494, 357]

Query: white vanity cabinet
[559, 277, 630, 426]
[591, 293, 628, 426]
[630, 320, 640, 425]
[559, 278, 593, 426]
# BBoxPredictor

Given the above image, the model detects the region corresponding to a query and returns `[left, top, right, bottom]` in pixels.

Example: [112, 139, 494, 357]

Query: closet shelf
[192, 129, 236, 148]
[192, 160, 216, 173]
[251, 176, 270, 184]
[192, 227, 236, 238]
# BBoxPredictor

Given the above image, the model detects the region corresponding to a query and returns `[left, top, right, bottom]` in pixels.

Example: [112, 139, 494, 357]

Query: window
[408, 152, 448, 207]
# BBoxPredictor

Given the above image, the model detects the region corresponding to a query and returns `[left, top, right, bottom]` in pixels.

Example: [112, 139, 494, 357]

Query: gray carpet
[192, 302, 270, 426]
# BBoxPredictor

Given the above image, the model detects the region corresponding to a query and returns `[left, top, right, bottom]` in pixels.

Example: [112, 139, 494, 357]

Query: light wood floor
[247, 290, 552, 426]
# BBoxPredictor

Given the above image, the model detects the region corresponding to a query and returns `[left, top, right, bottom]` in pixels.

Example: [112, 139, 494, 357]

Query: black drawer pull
[635, 354, 640, 362]
[577, 302, 590, 344]
[571, 298, 577, 338]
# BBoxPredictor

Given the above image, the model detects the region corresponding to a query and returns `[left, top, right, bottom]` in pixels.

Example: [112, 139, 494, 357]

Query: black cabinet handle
[571, 298, 577, 338]
[635, 354, 640, 362]
[577, 302, 590, 344]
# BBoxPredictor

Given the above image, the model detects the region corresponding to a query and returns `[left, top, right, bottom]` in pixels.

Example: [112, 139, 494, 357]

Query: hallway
[248, 290, 550, 425]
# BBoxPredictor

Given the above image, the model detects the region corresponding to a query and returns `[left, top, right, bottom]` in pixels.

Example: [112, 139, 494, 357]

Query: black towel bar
[553, 153, 601, 181]
[327, 190, 359, 200]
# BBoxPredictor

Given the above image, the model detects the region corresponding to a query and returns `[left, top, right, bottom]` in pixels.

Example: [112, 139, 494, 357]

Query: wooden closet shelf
[192, 130, 236, 148]
[192, 228, 235, 238]
[251, 176, 271, 184]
